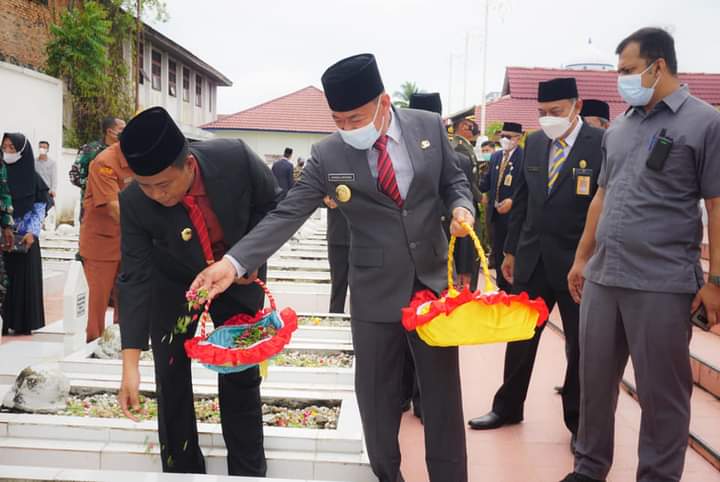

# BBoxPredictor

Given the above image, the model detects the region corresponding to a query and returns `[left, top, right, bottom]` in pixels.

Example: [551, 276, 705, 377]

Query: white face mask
[538, 105, 577, 140]
[38, 148, 48, 156]
[3, 138, 26, 164]
[338, 100, 385, 150]
[499, 137, 514, 152]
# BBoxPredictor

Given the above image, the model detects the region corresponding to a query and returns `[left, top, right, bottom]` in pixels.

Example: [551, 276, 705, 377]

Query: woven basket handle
[199, 278, 277, 339]
[447, 221, 495, 294]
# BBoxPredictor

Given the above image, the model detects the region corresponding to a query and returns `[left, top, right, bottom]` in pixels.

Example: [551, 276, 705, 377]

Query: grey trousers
[575, 281, 693, 482]
[351, 320, 467, 482]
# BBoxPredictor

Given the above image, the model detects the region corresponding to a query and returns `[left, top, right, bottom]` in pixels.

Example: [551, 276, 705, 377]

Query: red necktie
[182, 195, 214, 265]
[374, 135, 403, 207]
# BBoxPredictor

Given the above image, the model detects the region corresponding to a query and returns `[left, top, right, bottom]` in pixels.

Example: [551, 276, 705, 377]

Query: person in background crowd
[293, 157, 305, 185]
[580, 99, 611, 130]
[35, 140, 57, 200]
[271, 147, 294, 199]
[79, 142, 134, 342]
[70, 117, 126, 204]
[0, 152, 15, 317]
[1, 133, 50, 335]
[479, 140, 496, 162]
[563, 27, 720, 482]
[479, 122, 524, 293]
[469, 78, 603, 459]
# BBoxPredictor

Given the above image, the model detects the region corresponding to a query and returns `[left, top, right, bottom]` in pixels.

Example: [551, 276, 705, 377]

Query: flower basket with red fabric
[184, 279, 298, 374]
[401, 222, 548, 347]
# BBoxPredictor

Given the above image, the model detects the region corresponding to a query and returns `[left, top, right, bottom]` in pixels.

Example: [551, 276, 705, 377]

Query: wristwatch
[709, 274, 720, 287]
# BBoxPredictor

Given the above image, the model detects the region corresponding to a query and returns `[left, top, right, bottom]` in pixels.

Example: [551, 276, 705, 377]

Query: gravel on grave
[298, 316, 350, 327]
[271, 350, 353, 368]
[58, 392, 339, 429]
[93, 349, 352, 368]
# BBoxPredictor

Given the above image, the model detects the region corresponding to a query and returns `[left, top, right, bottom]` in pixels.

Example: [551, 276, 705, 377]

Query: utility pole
[135, 0, 142, 112]
[463, 31, 470, 107]
[480, 0, 490, 135]
[448, 53, 454, 115]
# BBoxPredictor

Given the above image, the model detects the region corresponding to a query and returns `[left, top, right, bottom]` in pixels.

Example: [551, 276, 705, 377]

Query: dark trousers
[492, 260, 580, 434]
[491, 216, 510, 293]
[150, 319, 266, 476]
[328, 243, 349, 313]
[351, 320, 467, 482]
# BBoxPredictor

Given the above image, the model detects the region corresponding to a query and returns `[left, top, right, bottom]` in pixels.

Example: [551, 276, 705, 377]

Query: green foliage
[46, 0, 167, 146]
[393, 81, 423, 108]
[484, 121, 503, 138]
[46, 2, 112, 98]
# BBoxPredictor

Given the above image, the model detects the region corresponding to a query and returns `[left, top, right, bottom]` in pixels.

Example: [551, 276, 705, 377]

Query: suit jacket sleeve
[245, 143, 283, 228]
[503, 154, 528, 256]
[117, 192, 153, 350]
[227, 152, 327, 272]
[438, 118, 475, 216]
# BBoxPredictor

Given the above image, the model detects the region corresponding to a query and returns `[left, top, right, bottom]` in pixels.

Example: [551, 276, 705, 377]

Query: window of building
[168, 59, 177, 97]
[151, 50, 162, 91]
[195, 74, 203, 107]
[182, 67, 190, 102]
[208, 86, 213, 112]
[138, 41, 144, 84]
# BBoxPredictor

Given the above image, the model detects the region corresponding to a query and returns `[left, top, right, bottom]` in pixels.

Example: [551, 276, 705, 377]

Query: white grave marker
[62, 260, 88, 354]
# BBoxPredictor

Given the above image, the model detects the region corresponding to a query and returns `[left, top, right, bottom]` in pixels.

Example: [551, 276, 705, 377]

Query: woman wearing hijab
[1, 133, 50, 335]
[0, 154, 14, 319]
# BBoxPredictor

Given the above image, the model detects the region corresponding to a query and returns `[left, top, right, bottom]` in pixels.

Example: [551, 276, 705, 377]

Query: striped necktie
[495, 150, 511, 203]
[182, 195, 215, 265]
[374, 135, 404, 207]
[548, 139, 568, 191]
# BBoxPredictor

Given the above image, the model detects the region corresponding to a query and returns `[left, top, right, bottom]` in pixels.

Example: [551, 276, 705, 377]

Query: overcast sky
[147, 0, 720, 116]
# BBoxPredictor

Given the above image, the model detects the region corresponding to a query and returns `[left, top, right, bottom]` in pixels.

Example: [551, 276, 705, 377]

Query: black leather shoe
[559, 472, 605, 482]
[468, 411, 522, 430]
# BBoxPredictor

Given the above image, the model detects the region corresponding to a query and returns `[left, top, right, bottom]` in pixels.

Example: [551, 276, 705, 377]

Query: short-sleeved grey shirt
[585, 85, 720, 294]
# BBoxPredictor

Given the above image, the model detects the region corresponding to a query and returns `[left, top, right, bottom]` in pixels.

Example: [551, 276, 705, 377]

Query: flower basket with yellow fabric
[401, 222, 548, 347]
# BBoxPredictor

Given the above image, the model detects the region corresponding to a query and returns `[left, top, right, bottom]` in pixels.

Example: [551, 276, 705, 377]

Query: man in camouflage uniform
[69, 117, 125, 204]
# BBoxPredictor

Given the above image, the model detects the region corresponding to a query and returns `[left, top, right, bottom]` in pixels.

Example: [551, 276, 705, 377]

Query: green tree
[393, 81, 422, 108]
[46, 0, 168, 146]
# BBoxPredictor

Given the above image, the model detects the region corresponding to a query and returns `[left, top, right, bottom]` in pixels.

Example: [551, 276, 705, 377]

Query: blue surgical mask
[338, 100, 385, 150]
[617, 62, 660, 107]
[481, 152, 492, 162]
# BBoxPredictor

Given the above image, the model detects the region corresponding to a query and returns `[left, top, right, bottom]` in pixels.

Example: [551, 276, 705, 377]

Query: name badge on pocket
[574, 168, 592, 196]
[504, 174, 513, 187]
[328, 173, 355, 183]
[527, 165, 541, 173]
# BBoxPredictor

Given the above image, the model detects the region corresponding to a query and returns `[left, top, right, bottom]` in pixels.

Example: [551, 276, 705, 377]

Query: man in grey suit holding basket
[192, 53, 475, 482]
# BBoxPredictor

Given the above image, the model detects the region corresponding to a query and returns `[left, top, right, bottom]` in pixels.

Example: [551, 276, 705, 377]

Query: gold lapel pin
[181, 228, 193, 242]
[420, 140, 431, 150]
[579, 160, 588, 169]
[336, 184, 352, 203]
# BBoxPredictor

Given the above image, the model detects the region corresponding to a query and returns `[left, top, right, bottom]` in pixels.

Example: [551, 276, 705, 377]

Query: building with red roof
[480, 67, 720, 131]
[202, 86, 335, 163]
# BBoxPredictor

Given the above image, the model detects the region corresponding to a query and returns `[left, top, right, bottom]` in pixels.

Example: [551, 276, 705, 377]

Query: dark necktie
[374, 134, 403, 207]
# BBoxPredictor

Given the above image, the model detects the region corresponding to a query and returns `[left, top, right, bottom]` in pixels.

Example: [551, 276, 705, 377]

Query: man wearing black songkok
[116, 107, 282, 476]
[191, 53, 474, 482]
[470, 77, 604, 455]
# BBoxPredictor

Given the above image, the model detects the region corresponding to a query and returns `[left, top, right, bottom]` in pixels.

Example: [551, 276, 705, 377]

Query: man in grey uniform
[192, 53, 475, 482]
[563, 27, 720, 482]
